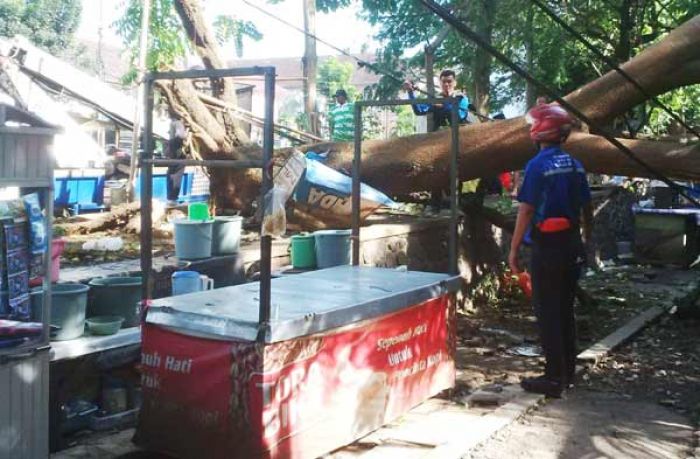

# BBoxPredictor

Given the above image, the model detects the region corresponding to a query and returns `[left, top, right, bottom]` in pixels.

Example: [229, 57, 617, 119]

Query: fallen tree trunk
[169, 2, 700, 219]
[565, 15, 700, 124]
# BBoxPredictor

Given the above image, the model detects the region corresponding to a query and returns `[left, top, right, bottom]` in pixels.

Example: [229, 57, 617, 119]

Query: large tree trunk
[170, 0, 249, 151]
[565, 14, 700, 125]
[168, 3, 700, 220]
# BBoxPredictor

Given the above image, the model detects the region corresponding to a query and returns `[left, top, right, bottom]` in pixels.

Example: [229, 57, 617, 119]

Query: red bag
[518, 272, 532, 298]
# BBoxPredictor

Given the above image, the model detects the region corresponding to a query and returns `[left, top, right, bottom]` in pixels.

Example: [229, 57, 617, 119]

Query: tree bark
[164, 4, 700, 222]
[472, 0, 495, 115]
[172, 0, 249, 147]
[565, 14, 700, 124]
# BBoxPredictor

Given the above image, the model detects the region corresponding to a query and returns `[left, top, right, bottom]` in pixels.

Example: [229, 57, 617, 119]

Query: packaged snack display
[23, 193, 47, 255]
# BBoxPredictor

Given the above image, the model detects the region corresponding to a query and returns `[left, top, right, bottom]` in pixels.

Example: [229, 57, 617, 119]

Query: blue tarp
[294, 153, 396, 214]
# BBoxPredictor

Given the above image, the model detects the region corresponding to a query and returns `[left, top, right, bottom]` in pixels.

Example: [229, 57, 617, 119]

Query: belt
[536, 217, 572, 233]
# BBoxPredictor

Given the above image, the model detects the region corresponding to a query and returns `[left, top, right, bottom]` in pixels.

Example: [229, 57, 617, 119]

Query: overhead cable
[241, 0, 493, 121]
[528, 0, 699, 138]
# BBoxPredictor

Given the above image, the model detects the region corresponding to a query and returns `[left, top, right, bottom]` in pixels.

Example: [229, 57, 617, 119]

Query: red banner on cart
[136, 295, 455, 459]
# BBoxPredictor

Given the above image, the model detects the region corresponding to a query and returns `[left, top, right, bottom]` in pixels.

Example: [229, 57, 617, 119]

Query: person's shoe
[520, 376, 563, 398]
[166, 200, 178, 208]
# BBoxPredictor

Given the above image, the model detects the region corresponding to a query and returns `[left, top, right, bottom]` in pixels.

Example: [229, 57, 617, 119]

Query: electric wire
[419, 0, 700, 207]
[241, 0, 494, 121]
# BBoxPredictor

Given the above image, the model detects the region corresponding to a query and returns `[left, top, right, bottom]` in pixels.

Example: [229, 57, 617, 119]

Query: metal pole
[351, 103, 362, 266]
[42, 186, 54, 344]
[127, 0, 151, 202]
[449, 101, 460, 275]
[143, 159, 264, 169]
[257, 68, 275, 343]
[140, 78, 155, 300]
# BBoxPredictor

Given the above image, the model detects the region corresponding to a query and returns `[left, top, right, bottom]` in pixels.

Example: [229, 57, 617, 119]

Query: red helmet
[526, 104, 572, 143]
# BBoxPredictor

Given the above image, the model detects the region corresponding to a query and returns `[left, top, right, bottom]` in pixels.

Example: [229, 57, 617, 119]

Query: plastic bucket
[174, 219, 213, 260]
[313, 229, 351, 269]
[188, 202, 210, 221]
[291, 234, 316, 269]
[212, 216, 243, 255]
[87, 276, 142, 328]
[51, 283, 90, 341]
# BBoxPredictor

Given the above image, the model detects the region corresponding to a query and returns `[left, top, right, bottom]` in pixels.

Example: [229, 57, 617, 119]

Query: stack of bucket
[173, 203, 243, 260]
[291, 229, 352, 270]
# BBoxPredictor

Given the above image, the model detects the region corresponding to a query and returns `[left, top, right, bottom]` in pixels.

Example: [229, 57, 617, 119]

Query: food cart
[0, 104, 58, 459]
[134, 68, 461, 458]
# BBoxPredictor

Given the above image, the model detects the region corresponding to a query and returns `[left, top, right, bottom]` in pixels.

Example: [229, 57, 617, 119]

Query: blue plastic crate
[54, 176, 105, 207]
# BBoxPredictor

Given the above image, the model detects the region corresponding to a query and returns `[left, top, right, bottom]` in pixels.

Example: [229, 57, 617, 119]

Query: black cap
[334, 89, 348, 98]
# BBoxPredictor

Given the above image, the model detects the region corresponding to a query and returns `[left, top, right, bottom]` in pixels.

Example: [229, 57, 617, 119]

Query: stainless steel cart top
[145, 265, 460, 343]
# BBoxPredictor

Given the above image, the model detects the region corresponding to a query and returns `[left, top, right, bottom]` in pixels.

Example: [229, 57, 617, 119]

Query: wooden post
[127, 0, 151, 202]
[302, 0, 319, 136]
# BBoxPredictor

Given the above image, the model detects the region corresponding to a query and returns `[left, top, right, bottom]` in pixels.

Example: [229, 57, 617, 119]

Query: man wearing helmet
[508, 104, 593, 398]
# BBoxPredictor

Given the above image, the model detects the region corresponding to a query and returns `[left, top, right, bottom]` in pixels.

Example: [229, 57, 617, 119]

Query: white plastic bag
[261, 186, 287, 237]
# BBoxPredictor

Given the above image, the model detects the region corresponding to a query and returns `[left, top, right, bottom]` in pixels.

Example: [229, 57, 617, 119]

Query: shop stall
[134, 68, 461, 458]
[0, 104, 59, 459]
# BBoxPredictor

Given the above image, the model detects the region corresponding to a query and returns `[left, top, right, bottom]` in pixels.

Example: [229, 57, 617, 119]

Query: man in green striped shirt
[328, 89, 355, 142]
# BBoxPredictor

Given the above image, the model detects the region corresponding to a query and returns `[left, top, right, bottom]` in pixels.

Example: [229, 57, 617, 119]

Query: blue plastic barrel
[313, 229, 351, 268]
[173, 219, 213, 259]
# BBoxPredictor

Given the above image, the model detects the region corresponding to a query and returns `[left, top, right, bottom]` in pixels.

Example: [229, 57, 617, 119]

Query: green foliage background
[0, 0, 81, 54]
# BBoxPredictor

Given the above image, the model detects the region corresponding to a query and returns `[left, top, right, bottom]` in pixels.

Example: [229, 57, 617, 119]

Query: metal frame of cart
[139, 66, 276, 342]
[351, 98, 460, 275]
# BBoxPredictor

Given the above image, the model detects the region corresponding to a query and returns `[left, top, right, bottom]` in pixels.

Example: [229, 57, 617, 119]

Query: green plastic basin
[86, 316, 125, 335]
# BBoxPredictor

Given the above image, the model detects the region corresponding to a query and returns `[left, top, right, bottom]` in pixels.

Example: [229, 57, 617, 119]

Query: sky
[77, 0, 378, 59]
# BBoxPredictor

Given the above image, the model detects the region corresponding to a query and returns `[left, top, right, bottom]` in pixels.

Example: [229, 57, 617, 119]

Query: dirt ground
[465, 310, 700, 459]
[446, 265, 683, 396]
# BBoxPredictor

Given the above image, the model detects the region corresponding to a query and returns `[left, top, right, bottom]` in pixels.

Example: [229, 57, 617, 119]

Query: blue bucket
[212, 216, 243, 255]
[313, 229, 351, 268]
[173, 219, 213, 260]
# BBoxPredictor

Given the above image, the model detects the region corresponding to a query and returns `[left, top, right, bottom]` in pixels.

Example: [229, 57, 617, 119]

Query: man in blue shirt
[508, 104, 593, 397]
[403, 69, 470, 131]
[403, 70, 470, 210]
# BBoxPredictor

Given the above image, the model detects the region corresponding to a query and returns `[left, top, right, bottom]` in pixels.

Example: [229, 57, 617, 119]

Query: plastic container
[51, 283, 90, 341]
[188, 202, 210, 221]
[173, 219, 213, 260]
[61, 400, 98, 434]
[51, 238, 66, 282]
[87, 276, 142, 328]
[89, 407, 139, 432]
[211, 216, 243, 255]
[86, 315, 125, 335]
[109, 185, 127, 207]
[313, 229, 351, 269]
[291, 234, 316, 269]
[171, 271, 214, 296]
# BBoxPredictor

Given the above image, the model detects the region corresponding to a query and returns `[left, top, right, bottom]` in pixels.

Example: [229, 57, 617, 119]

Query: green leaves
[0, 0, 81, 54]
[317, 56, 357, 99]
[213, 15, 262, 58]
[114, 0, 187, 84]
